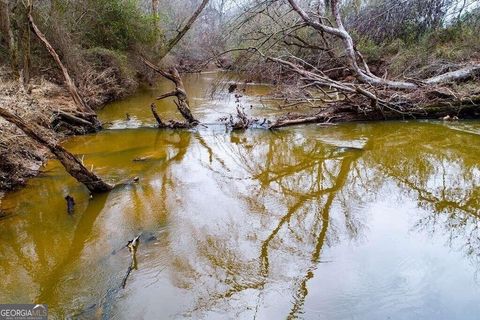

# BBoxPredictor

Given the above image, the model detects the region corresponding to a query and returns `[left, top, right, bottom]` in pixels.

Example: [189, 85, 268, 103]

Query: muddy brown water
[1, 72, 480, 319]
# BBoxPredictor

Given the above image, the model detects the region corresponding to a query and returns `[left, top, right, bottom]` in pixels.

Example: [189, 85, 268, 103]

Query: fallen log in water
[0, 107, 113, 193]
[269, 95, 480, 129]
[150, 104, 195, 129]
[142, 57, 199, 127]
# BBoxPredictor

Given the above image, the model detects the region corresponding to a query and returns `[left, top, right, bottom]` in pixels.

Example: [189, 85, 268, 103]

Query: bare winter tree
[214, 0, 480, 126]
[286, 0, 480, 89]
[157, 0, 210, 60]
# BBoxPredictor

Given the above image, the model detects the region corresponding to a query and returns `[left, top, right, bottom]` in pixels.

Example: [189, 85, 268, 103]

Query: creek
[1, 72, 480, 319]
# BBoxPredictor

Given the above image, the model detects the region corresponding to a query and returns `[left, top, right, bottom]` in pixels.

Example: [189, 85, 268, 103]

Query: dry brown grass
[0, 70, 78, 190]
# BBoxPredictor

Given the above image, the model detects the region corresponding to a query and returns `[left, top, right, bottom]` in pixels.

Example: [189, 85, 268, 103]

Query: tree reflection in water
[169, 130, 367, 317]
[368, 125, 480, 265]
[173, 124, 480, 318]
[0, 123, 479, 319]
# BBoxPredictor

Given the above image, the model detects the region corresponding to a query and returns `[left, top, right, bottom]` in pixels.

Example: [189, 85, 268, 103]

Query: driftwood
[51, 110, 99, 134]
[121, 235, 140, 289]
[55, 111, 94, 126]
[150, 103, 196, 129]
[0, 107, 113, 193]
[228, 107, 255, 130]
[142, 57, 199, 127]
[150, 103, 166, 127]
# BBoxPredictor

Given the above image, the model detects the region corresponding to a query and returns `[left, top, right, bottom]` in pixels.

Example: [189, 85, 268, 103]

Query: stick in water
[121, 234, 140, 289]
[65, 195, 75, 215]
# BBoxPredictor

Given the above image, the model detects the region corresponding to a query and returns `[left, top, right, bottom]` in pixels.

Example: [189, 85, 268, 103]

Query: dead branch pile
[220, 0, 480, 125]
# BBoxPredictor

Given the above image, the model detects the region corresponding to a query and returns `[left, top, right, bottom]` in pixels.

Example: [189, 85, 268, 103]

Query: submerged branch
[121, 234, 140, 289]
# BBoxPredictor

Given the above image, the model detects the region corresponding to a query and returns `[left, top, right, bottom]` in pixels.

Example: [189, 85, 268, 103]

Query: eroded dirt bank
[0, 66, 121, 192]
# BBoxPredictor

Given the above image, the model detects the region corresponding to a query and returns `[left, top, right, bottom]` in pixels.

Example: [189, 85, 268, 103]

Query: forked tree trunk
[164, 67, 197, 123]
[27, 12, 95, 115]
[0, 108, 113, 193]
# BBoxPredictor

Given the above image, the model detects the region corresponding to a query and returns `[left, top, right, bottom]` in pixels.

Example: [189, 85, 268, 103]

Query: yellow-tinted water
[1, 73, 480, 319]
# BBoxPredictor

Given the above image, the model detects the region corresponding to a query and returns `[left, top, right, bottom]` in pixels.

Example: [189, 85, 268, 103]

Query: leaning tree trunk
[28, 11, 95, 115]
[157, 0, 209, 61]
[0, 107, 113, 193]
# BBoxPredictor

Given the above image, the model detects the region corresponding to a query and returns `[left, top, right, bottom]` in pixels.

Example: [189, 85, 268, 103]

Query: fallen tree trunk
[0, 107, 113, 193]
[270, 95, 480, 129]
[425, 65, 480, 85]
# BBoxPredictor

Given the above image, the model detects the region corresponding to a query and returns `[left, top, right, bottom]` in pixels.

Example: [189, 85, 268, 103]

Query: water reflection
[161, 124, 480, 318]
[367, 123, 480, 264]
[1, 99, 480, 318]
